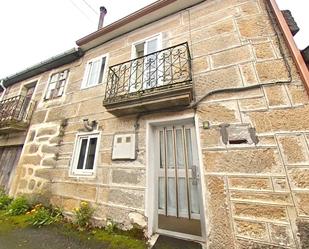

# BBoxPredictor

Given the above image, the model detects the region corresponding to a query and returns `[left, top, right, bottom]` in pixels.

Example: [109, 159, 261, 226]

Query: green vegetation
[6, 196, 30, 215]
[0, 189, 13, 210]
[28, 204, 63, 227]
[0, 193, 147, 249]
[73, 201, 94, 230]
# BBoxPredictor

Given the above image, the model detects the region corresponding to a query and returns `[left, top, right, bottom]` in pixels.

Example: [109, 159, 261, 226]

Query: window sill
[80, 82, 103, 91]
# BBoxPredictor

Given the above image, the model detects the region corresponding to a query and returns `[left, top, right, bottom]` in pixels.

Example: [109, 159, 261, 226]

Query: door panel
[157, 124, 201, 236]
[0, 146, 22, 192]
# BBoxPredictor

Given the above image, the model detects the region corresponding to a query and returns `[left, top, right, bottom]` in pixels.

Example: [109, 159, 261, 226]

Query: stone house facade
[0, 0, 309, 248]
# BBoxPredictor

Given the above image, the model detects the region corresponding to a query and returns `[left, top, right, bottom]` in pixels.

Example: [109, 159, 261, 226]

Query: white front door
[156, 123, 202, 236]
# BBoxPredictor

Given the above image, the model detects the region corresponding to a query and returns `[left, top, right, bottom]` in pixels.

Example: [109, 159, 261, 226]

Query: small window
[82, 55, 107, 89]
[71, 133, 99, 176]
[45, 70, 69, 100]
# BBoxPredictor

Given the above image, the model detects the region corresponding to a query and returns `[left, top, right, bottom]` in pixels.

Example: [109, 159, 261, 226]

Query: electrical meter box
[112, 133, 136, 160]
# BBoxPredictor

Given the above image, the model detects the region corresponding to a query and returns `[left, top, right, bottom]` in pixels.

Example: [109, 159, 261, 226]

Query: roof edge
[2, 48, 84, 87]
[76, 0, 177, 46]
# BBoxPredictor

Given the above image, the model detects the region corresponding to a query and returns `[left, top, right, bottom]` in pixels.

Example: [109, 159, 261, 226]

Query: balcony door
[156, 123, 202, 237]
[130, 34, 162, 92]
[19, 84, 35, 121]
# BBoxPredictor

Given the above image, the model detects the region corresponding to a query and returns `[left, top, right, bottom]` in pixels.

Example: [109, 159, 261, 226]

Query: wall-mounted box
[112, 133, 136, 160]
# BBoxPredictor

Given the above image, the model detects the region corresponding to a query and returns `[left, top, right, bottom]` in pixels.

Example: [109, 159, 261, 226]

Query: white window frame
[70, 132, 101, 177]
[81, 54, 109, 89]
[130, 33, 163, 92]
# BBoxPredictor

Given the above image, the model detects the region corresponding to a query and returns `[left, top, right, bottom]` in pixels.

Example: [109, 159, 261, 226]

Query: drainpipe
[0, 80, 6, 101]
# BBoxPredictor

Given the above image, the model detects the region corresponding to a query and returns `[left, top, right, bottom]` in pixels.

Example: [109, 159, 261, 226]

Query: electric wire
[80, 0, 99, 15]
[68, 0, 96, 24]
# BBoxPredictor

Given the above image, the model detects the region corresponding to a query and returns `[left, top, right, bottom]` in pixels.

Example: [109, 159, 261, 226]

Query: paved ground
[0, 226, 108, 249]
[153, 235, 202, 249]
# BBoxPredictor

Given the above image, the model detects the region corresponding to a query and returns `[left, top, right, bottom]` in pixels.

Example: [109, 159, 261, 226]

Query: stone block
[41, 144, 58, 154]
[287, 83, 309, 106]
[229, 177, 271, 190]
[25, 143, 39, 154]
[37, 127, 58, 137]
[253, 42, 275, 60]
[191, 19, 235, 42]
[112, 169, 145, 186]
[50, 195, 62, 207]
[197, 102, 240, 124]
[236, 238, 287, 249]
[206, 176, 235, 249]
[30, 110, 47, 124]
[62, 197, 80, 212]
[46, 104, 77, 122]
[78, 97, 104, 116]
[239, 97, 267, 111]
[237, 15, 274, 38]
[233, 203, 287, 221]
[206, 88, 263, 102]
[199, 128, 222, 148]
[230, 191, 292, 205]
[193, 56, 209, 73]
[41, 157, 57, 167]
[277, 135, 309, 164]
[192, 33, 240, 56]
[239, 63, 259, 86]
[211, 45, 252, 68]
[195, 66, 243, 98]
[264, 85, 290, 107]
[297, 220, 309, 249]
[109, 189, 144, 209]
[18, 179, 28, 189]
[239, 1, 260, 15]
[272, 177, 289, 192]
[97, 187, 109, 204]
[35, 168, 67, 181]
[101, 151, 112, 165]
[256, 60, 289, 83]
[269, 223, 294, 247]
[21, 154, 42, 166]
[294, 193, 309, 216]
[28, 179, 36, 190]
[249, 105, 309, 133]
[288, 168, 309, 189]
[234, 219, 269, 240]
[204, 148, 283, 174]
[28, 130, 36, 142]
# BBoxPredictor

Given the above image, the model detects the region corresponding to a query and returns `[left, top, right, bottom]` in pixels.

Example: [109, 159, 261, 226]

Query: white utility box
[112, 133, 136, 160]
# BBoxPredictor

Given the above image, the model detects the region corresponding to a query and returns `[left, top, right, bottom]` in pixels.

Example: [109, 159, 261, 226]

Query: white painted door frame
[145, 112, 207, 242]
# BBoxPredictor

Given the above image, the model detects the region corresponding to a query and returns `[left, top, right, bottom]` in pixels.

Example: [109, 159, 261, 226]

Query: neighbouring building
[0, 0, 309, 248]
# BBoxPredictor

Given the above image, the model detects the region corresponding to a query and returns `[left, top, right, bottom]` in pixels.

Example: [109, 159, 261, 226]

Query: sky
[0, 0, 308, 79]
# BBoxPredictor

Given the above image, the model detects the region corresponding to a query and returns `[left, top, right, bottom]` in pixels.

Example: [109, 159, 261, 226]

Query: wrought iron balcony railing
[0, 95, 35, 128]
[104, 42, 192, 104]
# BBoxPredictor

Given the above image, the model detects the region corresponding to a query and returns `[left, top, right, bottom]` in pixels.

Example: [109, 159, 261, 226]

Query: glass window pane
[185, 129, 193, 168]
[167, 177, 176, 216]
[77, 139, 88, 169]
[98, 57, 106, 83]
[189, 179, 200, 215]
[158, 177, 165, 210]
[166, 130, 174, 168]
[87, 60, 101, 86]
[178, 177, 188, 217]
[176, 129, 184, 168]
[85, 137, 97, 170]
[159, 131, 164, 169]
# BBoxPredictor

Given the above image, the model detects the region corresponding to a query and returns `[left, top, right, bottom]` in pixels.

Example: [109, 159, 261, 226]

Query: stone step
[152, 235, 202, 249]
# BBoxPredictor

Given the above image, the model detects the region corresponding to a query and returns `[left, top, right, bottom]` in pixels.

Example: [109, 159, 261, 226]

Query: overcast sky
[0, 0, 307, 79]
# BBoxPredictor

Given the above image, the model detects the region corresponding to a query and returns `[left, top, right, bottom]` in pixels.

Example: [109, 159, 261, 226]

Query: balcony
[0, 95, 36, 134]
[103, 42, 193, 115]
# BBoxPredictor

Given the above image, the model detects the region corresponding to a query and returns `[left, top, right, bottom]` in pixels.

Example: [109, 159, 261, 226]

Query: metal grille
[0, 95, 36, 126]
[104, 42, 192, 104]
[158, 125, 200, 220]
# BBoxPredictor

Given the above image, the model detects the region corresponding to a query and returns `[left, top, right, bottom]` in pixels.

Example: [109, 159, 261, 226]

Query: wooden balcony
[0, 95, 35, 134]
[103, 42, 193, 115]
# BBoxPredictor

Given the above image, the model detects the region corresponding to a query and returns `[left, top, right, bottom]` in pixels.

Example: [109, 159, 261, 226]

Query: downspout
[0, 80, 6, 101]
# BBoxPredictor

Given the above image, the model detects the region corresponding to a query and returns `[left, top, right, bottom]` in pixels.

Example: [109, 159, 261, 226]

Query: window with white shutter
[45, 69, 69, 100]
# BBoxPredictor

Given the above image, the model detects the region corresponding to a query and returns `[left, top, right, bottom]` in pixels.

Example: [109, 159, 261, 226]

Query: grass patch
[0, 210, 29, 233]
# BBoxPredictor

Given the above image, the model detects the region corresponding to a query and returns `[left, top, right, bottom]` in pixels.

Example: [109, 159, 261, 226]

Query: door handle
[191, 165, 199, 185]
